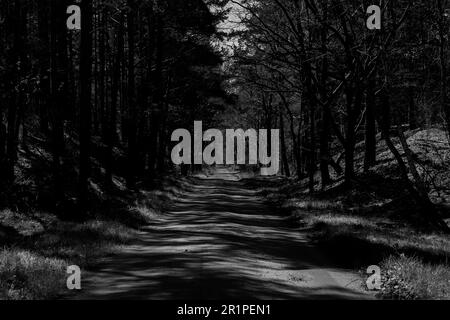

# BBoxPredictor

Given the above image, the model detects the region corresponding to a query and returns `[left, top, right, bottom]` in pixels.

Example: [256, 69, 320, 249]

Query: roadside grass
[0, 188, 167, 300]
[0, 218, 137, 300]
[0, 249, 66, 300]
[260, 158, 450, 300]
[381, 255, 450, 300]
[28, 220, 137, 263]
[282, 203, 450, 300]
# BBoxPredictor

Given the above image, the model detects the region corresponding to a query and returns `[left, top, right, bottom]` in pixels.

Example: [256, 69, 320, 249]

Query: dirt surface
[71, 167, 372, 300]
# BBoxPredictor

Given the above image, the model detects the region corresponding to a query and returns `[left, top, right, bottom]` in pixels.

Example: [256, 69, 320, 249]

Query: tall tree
[126, 0, 137, 189]
[105, 8, 125, 189]
[79, 0, 94, 208]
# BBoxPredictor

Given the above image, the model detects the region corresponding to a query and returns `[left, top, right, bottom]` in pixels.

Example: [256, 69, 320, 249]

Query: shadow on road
[74, 168, 370, 300]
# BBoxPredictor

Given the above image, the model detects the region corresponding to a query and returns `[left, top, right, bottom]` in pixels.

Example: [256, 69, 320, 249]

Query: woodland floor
[68, 167, 371, 300]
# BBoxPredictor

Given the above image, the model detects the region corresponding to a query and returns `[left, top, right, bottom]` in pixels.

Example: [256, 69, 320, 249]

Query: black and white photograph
[0, 0, 449, 308]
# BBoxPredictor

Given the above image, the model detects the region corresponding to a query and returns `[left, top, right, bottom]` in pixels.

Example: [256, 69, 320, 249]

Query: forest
[0, 0, 229, 208]
[0, 0, 449, 300]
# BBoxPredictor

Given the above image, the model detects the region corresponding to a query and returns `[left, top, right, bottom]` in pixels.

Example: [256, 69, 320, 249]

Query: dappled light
[74, 168, 368, 300]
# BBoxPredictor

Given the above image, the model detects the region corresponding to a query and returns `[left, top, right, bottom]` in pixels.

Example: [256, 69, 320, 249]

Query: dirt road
[74, 167, 370, 299]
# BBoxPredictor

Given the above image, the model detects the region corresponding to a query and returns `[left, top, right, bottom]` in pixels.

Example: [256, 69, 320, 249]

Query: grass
[381, 255, 450, 300]
[0, 218, 136, 300]
[262, 165, 450, 299]
[285, 199, 344, 211]
[28, 220, 137, 265]
[287, 206, 450, 299]
[0, 249, 66, 300]
[0, 177, 175, 301]
[0, 198, 160, 300]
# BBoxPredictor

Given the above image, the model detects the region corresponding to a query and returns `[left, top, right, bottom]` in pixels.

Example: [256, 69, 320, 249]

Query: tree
[79, 0, 93, 209]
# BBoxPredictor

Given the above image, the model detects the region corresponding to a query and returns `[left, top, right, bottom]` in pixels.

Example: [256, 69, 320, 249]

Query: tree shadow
[71, 169, 370, 300]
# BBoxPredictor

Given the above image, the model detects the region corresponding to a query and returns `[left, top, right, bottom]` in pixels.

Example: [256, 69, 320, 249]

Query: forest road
[72, 167, 371, 300]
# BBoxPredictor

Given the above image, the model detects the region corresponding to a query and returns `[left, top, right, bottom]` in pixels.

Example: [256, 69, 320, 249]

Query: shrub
[0, 249, 66, 300]
[380, 255, 450, 300]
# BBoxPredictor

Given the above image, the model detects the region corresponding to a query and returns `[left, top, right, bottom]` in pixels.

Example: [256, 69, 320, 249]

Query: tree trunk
[157, 43, 168, 173]
[4, 0, 23, 183]
[50, 0, 69, 205]
[149, 13, 163, 175]
[279, 110, 290, 177]
[145, 8, 155, 179]
[79, 0, 93, 209]
[126, 0, 137, 189]
[105, 10, 124, 190]
[408, 87, 417, 130]
[344, 88, 356, 185]
[397, 127, 428, 198]
[319, 0, 331, 187]
[319, 107, 331, 186]
[364, 77, 377, 171]
[437, 0, 450, 143]
[38, 0, 50, 134]
[280, 93, 301, 178]
[99, 2, 107, 140]
[345, 79, 363, 185]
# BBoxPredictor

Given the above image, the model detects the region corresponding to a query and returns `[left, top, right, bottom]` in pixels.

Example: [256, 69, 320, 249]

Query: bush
[0, 249, 67, 300]
[380, 255, 450, 300]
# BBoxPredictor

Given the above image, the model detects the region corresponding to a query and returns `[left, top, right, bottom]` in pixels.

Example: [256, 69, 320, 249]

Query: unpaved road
[74, 167, 370, 299]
